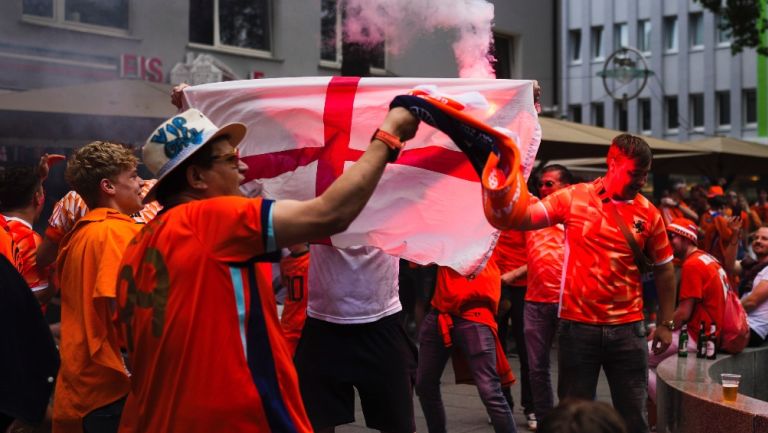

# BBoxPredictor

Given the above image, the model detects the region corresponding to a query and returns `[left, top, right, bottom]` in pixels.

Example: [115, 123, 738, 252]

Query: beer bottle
[678, 323, 689, 357]
[707, 322, 717, 360]
[697, 321, 706, 358]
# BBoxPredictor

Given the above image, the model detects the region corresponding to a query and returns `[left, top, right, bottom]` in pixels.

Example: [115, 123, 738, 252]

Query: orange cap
[667, 217, 698, 244]
[707, 185, 725, 198]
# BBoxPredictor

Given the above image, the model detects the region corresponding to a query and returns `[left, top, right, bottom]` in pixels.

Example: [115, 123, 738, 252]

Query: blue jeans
[523, 301, 559, 420]
[416, 310, 517, 433]
[557, 320, 649, 433]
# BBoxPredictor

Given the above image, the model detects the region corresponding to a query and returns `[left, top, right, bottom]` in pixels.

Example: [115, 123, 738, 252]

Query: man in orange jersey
[523, 164, 573, 425]
[116, 106, 419, 433]
[36, 180, 161, 272]
[416, 259, 517, 433]
[0, 214, 19, 268]
[54, 141, 146, 433]
[499, 134, 677, 433]
[647, 218, 728, 403]
[0, 161, 57, 305]
[279, 243, 310, 355]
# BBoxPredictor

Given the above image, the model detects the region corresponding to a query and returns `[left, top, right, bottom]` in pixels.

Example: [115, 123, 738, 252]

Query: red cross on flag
[182, 77, 541, 276]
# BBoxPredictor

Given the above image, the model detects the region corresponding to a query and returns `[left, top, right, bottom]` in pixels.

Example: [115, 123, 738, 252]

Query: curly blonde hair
[65, 141, 138, 208]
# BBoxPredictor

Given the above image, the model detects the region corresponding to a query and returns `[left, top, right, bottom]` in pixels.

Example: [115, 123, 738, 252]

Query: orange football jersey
[679, 250, 728, 343]
[279, 250, 310, 356]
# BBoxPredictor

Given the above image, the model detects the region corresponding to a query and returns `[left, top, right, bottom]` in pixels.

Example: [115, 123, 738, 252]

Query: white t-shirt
[307, 244, 401, 324]
[744, 266, 768, 338]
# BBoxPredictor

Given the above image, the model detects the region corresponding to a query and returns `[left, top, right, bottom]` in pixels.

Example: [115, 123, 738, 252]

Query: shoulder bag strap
[605, 201, 653, 274]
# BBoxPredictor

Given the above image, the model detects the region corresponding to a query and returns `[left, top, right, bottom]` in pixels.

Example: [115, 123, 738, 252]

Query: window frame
[591, 25, 604, 61]
[665, 95, 680, 132]
[689, 12, 704, 50]
[22, 0, 131, 37]
[744, 88, 757, 128]
[569, 29, 582, 63]
[188, 0, 274, 58]
[716, 13, 731, 46]
[614, 22, 628, 51]
[637, 19, 652, 55]
[689, 93, 705, 131]
[716, 91, 731, 129]
[319, 0, 386, 73]
[663, 15, 678, 53]
[638, 98, 652, 134]
[591, 102, 605, 127]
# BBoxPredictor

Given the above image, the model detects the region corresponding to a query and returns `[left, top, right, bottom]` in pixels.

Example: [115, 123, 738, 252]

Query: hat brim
[143, 121, 246, 204]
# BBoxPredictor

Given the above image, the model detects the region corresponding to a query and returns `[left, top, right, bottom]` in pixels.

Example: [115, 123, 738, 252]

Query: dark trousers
[83, 396, 125, 433]
[416, 311, 517, 433]
[497, 284, 532, 414]
[557, 320, 649, 433]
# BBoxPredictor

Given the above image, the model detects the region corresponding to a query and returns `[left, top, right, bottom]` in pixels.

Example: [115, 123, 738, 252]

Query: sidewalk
[338, 346, 613, 432]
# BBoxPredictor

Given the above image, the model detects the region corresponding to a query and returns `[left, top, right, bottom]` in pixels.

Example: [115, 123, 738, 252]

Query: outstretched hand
[171, 83, 190, 110]
[38, 153, 65, 181]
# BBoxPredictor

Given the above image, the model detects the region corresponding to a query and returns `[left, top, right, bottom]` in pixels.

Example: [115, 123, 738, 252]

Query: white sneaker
[526, 413, 538, 431]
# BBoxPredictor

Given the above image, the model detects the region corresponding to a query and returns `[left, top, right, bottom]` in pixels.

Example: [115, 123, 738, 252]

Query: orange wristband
[371, 128, 405, 162]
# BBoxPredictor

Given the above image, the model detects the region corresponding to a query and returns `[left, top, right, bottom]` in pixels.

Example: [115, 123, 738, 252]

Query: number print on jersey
[118, 247, 170, 350]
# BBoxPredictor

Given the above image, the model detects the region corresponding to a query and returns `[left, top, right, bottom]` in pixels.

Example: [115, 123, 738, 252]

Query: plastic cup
[721, 373, 741, 402]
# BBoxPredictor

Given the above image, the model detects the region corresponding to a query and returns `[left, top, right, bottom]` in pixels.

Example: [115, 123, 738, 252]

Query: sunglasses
[209, 149, 240, 166]
[538, 180, 556, 188]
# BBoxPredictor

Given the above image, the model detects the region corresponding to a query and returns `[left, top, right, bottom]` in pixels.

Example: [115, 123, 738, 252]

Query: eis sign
[121, 54, 163, 82]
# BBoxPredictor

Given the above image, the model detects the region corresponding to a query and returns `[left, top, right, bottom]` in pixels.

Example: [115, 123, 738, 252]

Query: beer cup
[721, 373, 741, 402]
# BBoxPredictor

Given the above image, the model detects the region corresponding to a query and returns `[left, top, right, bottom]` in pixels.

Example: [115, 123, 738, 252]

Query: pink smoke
[341, 0, 496, 78]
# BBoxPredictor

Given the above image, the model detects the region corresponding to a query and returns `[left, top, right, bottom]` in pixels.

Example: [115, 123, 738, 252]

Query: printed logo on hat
[151, 117, 205, 159]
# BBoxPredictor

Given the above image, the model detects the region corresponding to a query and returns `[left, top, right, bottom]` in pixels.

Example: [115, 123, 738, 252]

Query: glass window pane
[616, 104, 628, 131]
[569, 104, 582, 123]
[690, 94, 704, 127]
[591, 26, 603, 59]
[592, 102, 604, 127]
[666, 96, 679, 129]
[23, 0, 53, 17]
[190, 0, 214, 45]
[637, 20, 651, 53]
[320, 0, 338, 62]
[664, 16, 677, 51]
[745, 89, 757, 124]
[716, 14, 731, 43]
[219, 0, 271, 51]
[717, 91, 730, 126]
[690, 13, 703, 47]
[65, 0, 129, 29]
[639, 98, 651, 131]
[614, 23, 628, 50]
[493, 35, 512, 78]
[570, 30, 581, 61]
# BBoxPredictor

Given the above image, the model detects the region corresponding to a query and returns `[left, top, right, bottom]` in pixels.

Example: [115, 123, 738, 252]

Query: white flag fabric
[182, 77, 540, 276]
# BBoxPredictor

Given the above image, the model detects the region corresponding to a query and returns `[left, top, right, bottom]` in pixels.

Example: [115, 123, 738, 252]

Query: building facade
[560, 0, 764, 143]
[0, 0, 555, 101]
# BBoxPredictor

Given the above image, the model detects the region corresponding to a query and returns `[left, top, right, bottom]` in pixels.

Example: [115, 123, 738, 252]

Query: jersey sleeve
[48, 191, 88, 241]
[193, 196, 276, 263]
[539, 184, 573, 226]
[93, 223, 138, 299]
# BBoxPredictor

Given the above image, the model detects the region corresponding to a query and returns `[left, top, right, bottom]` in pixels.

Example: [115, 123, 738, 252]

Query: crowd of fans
[2, 84, 768, 433]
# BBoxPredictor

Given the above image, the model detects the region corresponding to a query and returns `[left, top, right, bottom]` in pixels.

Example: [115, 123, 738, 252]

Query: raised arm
[272, 107, 419, 248]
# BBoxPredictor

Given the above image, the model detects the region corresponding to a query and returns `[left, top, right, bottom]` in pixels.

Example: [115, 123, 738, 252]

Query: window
[591, 102, 605, 127]
[569, 29, 582, 62]
[190, 0, 271, 53]
[744, 89, 757, 125]
[591, 26, 604, 60]
[639, 98, 652, 132]
[665, 96, 679, 130]
[614, 23, 628, 50]
[568, 104, 582, 123]
[616, 103, 628, 131]
[23, 0, 129, 31]
[690, 13, 704, 48]
[690, 94, 704, 129]
[320, 0, 385, 69]
[716, 14, 731, 44]
[493, 34, 516, 79]
[664, 16, 678, 52]
[716, 91, 730, 127]
[637, 19, 652, 53]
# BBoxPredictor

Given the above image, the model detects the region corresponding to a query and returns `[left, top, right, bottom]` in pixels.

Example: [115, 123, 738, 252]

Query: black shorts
[294, 312, 417, 432]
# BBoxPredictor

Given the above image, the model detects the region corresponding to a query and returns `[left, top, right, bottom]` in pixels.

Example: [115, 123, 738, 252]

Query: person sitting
[537, 399, 627, 433]
[740, 227, 768, 346]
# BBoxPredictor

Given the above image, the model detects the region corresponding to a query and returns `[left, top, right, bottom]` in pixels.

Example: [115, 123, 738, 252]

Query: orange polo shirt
[53, 208, 140, 433]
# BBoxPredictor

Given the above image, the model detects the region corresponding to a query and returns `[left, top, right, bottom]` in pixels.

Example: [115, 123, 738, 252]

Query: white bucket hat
[142, 108, 245, 202]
